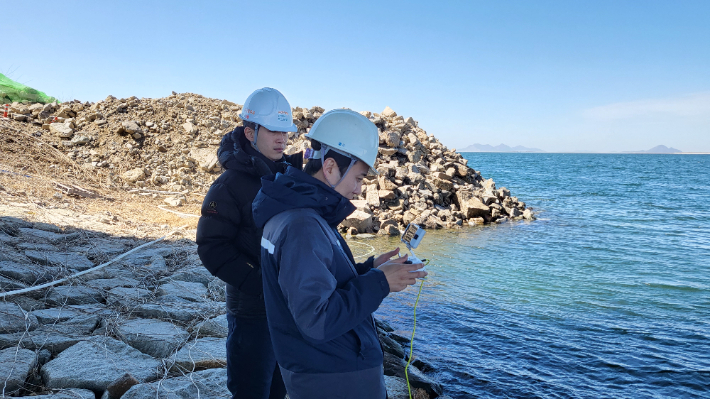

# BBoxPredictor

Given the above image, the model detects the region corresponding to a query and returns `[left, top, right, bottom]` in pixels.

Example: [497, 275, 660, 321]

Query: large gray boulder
[165, 266, 213, 286]
[31, 307, 82, 324]
[75, 239, 130, 257]
[86, 277, 141, 290]
[455, 190, 491, 221]
[0, 261, 58, 284]
[121, 168, 145, 183]
[170, 337, 226, 372]
[121, 247, 174, 267]
[106, 287, 152, 306]
[157, 280, 208, 302]
[0, 302, 39, 333]
[67, 304, 114, 318]
[0, 328, 85, 355]
[116, 319, 190, 358]
[384, 375, 410, 399]
[341, 210, 373, 234]
[0, 232, 19, 245]
[49, 314, 100, 335]
[146, 254, 169, 274]
[17, 242, 59, 251]
[25, 250, 94, 271]
[193, 314, 228, 338]
[130, 299, 223, 322]
[0, 347, 37, 395]
[41, 336, 162, 392]
[29, 389, 95, 399]
[122, 368, 230, 399]
[121, 120, 141, 134]
[0, 274, 26, 290]
[190, 147, 220, 172]
[49, 122, 74, 138]
[47, 285, 103, 305]
[101, 263, 140, 279]
[383, 352, 443, 397]
[523, 208, 535, 220]
[0, 248, 31, 263]
[18, 227, 78, 244]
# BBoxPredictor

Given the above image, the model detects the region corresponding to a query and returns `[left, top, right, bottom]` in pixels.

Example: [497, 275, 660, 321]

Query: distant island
[460, 143, 545, 153]
[624, 145, 683, 154]
[457, 144, 692, 154]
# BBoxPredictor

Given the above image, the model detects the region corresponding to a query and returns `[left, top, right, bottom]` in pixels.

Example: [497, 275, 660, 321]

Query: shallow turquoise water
[367, 154, 710, 398]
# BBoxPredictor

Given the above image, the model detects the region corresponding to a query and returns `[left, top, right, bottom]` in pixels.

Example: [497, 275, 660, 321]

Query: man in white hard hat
[197, 88, 302, 399]
[252, 109, 427, 399]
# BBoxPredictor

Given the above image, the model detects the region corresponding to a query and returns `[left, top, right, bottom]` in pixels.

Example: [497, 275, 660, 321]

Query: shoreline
[459, 151, 710, 155]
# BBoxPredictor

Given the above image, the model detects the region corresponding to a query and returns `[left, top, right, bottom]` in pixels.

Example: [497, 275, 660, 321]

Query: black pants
[226, 314, 287, 399]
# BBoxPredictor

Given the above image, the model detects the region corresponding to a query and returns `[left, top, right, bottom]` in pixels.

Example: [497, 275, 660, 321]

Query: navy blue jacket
[253, 167, 390, 399]
[196, 127, 303, 317]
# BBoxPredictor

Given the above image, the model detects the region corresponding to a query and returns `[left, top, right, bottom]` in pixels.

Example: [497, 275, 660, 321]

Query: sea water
[365, 154, 710, 398]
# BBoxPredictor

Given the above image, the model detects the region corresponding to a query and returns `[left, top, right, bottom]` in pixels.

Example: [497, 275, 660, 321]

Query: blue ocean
[361, 153, 710, 398]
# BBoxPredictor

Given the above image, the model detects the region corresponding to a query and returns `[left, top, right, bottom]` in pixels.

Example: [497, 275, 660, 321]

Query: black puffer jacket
[196, 127, 303, 317]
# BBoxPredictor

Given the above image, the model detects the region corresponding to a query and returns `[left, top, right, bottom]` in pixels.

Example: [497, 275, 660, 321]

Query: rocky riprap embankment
[0, 215, 448, 399]
[3, 94, 534, 235]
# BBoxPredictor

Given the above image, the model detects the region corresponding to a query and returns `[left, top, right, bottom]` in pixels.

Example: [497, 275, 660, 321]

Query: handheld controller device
[401, 223, 426, 271]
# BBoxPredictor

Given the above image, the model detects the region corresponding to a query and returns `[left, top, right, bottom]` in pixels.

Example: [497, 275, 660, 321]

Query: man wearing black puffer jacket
[196, 88, 302, 399]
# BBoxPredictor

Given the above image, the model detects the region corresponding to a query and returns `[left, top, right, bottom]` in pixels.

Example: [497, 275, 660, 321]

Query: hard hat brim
[258, 122, 298, 133]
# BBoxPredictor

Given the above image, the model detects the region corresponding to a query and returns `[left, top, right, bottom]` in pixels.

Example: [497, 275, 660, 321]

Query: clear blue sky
[3, 1, 709, 152]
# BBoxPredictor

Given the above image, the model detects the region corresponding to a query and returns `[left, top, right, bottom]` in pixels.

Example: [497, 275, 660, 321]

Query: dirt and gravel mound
[1, 92, 534, 235]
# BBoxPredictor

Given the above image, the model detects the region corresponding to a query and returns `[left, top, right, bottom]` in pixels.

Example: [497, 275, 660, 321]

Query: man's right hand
[377, 255, 428, 292]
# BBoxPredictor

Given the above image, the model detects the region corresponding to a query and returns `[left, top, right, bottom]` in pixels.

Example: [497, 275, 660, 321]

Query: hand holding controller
[401, 224, 427, 272]
[404, 256, 426, 272]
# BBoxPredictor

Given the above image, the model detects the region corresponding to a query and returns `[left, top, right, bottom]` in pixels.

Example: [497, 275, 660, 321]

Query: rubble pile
[0, 215, 444, 398]
[2, 93, 534, 234]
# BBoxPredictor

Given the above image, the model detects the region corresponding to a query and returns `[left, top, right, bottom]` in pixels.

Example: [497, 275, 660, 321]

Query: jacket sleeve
[354, 256, 375, 274]
[196, 181, 262, 296]
[275, 221, 390, 343]
[217, 129, 239, 168]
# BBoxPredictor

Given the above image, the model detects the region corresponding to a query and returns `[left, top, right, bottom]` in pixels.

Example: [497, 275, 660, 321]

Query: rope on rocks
[0, 226, 187, 299]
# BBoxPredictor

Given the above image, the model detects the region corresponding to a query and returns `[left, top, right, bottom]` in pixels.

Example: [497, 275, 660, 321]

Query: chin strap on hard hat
[250, 123, 262, 154]
[317, 144, 357, 189]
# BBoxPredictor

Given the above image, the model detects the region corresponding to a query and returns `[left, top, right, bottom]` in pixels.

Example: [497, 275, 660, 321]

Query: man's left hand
[374, 247, 400, 268]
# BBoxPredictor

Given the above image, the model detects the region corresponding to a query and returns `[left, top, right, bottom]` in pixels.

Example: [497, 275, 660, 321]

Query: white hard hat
[305, 109, 379, 170]
[239, 88, 297, 132]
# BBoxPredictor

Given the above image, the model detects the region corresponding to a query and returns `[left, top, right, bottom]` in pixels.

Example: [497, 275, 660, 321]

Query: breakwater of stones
[0, 212, 448, 399]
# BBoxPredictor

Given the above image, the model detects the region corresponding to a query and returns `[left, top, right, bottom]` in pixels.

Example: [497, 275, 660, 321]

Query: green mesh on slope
[0, 73, 59, 104]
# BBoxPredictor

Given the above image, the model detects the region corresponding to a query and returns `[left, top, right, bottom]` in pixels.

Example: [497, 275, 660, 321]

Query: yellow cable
[405, 259, 429, 399]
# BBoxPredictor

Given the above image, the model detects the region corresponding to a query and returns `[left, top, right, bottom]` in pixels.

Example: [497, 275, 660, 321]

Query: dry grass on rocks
[2, 119, 200, 237]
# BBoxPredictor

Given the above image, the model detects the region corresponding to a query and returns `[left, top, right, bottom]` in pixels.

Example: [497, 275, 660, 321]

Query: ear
[322, 158, 338, 177]
[244, 126, 255, 142]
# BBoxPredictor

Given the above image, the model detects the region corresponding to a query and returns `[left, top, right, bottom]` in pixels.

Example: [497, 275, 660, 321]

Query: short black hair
[303, 140, 353, 176]
[242, 121, 257, 131]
